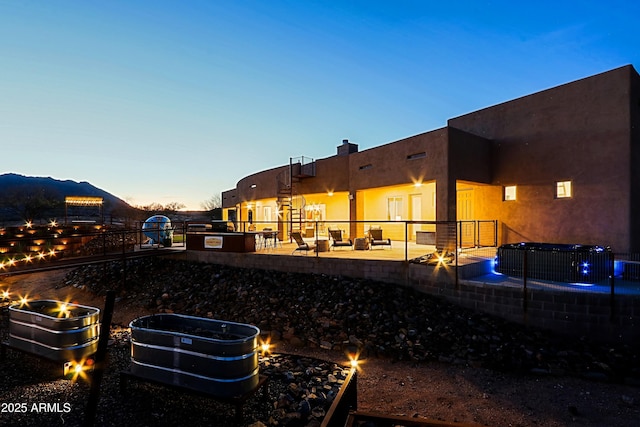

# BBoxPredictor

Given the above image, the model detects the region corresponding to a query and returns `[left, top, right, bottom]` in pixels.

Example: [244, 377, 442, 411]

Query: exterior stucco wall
[295, 155, 350, 195]
[629, 68, 640, 251]
[236, 165, 289, 202]
[449, 65, 636, 251]
[448, 127, 492, 183]
[348, 128, 449, 190]
[222, 188, 238, 209]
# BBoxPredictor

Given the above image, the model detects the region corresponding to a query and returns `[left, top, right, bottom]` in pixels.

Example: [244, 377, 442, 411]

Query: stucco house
[222, 65, 640, 253]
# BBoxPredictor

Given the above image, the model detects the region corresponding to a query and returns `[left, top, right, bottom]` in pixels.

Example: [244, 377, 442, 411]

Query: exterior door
[457, 189, 475, 247]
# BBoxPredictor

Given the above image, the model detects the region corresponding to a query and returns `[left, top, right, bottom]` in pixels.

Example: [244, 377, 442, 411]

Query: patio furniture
[315, 239, 330, 252]
[368, 228, 391, 249]
[328, 229, 353, 250]
[291, 231, 315, 255]
[354, 237, 369, 250]
[260, 229, 280, 250]
[416, 230, 436, 245]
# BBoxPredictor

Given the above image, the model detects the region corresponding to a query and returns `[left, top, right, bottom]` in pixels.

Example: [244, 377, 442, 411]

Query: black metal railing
[233, 219, 497, 261]
[0, 222, 186, 274]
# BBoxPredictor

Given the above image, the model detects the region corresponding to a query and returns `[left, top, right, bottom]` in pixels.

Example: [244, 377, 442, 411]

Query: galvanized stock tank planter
[129, 314, 260, 398]
[8, 299, 100, 362]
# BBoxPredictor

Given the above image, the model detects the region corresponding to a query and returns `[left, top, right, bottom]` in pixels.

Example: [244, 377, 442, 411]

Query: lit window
[556, 181, 572, 198]
[388, 197, 403, 220]
[504, 186, 517, 201]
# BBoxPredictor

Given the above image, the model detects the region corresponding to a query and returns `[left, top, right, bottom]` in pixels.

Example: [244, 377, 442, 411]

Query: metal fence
[0, 222, 187, 274]
[235, 219, 498, 261]
[487, 245, 640, 324]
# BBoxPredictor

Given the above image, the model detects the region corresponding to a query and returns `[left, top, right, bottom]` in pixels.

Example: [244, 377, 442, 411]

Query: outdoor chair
[368, 228, 391, 249]
[259, 228, 280, 250]
[291, 231, 315, 255]
[328, 229, 353, 250]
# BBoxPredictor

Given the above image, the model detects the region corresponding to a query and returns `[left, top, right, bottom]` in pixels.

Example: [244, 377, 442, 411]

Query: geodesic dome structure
[142, 215, 173, 247]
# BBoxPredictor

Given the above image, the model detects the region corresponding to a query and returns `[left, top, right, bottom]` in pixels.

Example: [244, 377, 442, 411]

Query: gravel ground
[0, 324, 350, 427]
[1, 261, 640, 426]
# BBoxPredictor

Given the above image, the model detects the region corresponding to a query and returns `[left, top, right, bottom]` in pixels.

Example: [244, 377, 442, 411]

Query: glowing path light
[259, 338, 273, 355]
[345, 349, 364, 371]
[64, 358, 94, 382]
[57, 301, 72, 318]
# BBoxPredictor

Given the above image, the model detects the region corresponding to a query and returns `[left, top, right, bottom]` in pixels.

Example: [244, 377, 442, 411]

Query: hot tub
[129, 314, 260, 398]
[8, 300, 100, 362]
[495, 242, 611, 283]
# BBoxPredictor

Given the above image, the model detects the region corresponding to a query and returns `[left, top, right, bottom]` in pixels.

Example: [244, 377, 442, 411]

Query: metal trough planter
[129, 314, 260, 398]
[8, 299, 100, 362]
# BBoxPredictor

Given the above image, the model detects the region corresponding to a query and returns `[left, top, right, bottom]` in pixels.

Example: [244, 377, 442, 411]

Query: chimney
[337, 139, 358, 156]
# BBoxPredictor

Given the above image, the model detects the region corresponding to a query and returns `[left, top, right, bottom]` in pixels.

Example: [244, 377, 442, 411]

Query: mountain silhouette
[0, 173, 132, 223]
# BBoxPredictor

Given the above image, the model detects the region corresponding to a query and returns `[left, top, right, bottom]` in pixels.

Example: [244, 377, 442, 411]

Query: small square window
[556, 181, 572, 198]
[504, 186, 517, 201]
[407, 152, 426, 160]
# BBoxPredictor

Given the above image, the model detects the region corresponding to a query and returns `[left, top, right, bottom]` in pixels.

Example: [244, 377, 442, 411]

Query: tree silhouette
[0, 186, 62, 223]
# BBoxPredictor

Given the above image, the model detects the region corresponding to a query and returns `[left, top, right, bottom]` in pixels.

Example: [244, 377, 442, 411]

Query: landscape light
[259, 338, 272, 355]
[347, 352, 363, 370]
[65, 358, 93, 382]
[58, 302, 71, 318]
[1, 290, 9, 299]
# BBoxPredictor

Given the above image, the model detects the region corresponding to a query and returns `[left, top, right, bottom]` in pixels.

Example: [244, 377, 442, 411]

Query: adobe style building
[222, 65, 640, 253]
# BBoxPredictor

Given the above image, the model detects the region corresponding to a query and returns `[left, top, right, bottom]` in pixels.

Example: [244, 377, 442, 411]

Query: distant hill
[0, 173, 133, 223]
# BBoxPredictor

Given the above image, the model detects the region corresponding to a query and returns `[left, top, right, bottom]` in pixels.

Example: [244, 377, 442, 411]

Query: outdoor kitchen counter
[186, 232, 256, 253]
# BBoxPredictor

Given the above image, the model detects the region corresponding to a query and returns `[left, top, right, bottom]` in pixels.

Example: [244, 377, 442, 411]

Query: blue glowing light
[580, 261, 590, 276]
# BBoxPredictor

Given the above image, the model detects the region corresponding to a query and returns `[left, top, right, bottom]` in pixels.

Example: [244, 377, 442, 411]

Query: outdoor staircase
[276, 156, 315, 239]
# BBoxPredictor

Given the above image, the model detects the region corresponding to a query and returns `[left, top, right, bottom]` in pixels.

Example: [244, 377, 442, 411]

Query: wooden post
[522, 250, 528, 313]
[83, 290, 116, 427]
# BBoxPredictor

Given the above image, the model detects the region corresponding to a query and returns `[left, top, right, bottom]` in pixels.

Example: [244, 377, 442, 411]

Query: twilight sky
[2, 0, 638, 209]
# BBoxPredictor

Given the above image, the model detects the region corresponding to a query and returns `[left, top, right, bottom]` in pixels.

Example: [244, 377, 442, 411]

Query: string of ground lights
[0, 220, 107, 271]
